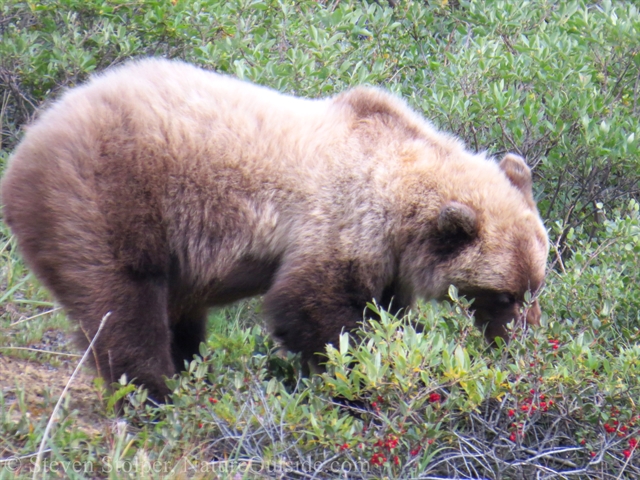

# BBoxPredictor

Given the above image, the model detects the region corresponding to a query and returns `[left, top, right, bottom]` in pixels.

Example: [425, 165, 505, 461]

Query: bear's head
[401, 153, 549, 343]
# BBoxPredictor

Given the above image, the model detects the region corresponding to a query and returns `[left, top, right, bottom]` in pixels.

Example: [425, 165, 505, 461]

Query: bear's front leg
[262, 259, 382, 371]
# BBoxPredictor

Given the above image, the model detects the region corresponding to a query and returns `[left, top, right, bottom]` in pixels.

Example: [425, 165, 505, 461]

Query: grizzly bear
[1, 59, 548, 400]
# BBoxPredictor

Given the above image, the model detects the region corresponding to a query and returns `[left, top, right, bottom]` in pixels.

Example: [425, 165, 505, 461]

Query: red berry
[208, 397, 217, 404]
[429, 392, 441, 403]
[623, 449, 632, 459]
[509, 433, 516, 442]
[507, 409, 515, 417]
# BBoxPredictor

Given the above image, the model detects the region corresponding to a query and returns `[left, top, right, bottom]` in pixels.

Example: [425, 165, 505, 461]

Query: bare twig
[0, 346, 81, 358]
[32, 312, 111, 479]
[10, 307, 62, 326]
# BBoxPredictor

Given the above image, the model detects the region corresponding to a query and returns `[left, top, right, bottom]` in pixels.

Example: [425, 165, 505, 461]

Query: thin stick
[0, 346, 81, 358]
[32, 312, 111, 479]
[0, 449, 51, 463]
[10, 307, 62, 326]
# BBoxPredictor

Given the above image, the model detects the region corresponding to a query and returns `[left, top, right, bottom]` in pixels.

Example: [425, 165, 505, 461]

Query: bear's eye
[496, 293, 516, 306]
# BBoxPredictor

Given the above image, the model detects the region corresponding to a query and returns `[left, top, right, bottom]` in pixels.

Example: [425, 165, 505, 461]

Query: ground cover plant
[1, 0, 639, 478]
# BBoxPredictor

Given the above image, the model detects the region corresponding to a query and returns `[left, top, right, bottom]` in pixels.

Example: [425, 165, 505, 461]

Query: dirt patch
[0, 343, 108, 439]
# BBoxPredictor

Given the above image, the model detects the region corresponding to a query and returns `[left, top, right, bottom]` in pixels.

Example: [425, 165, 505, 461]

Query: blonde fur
[1, 59, 549, 399]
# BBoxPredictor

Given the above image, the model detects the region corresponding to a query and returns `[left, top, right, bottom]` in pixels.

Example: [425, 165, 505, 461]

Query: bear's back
[13, 59, 334, 177]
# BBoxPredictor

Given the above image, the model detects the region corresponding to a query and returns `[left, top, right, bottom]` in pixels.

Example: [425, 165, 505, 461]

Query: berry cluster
[370, 434, 399, 466]
[548, 338, 560, 350]
[519, 390, 553, 414]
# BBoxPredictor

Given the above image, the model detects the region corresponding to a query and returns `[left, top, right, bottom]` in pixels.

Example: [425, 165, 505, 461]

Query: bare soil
[0, 332, 109, 446]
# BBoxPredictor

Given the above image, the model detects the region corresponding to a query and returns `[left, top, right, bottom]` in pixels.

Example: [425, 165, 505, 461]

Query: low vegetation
[1, 0, 639, 478]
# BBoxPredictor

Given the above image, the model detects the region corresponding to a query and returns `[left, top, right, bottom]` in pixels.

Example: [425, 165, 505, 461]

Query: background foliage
[1, 0, 639, 478]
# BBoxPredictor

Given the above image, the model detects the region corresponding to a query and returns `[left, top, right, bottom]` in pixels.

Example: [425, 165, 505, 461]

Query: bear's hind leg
[2, 162, 176, 400]
[73, 274, 177, 402]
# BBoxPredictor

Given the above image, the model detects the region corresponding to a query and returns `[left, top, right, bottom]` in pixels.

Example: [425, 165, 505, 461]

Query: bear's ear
[499, 154, 535, 207]
[437, 202, 478, 242]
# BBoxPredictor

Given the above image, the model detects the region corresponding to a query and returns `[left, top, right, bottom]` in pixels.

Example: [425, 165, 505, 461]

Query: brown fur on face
[1, 59, 549, 400]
